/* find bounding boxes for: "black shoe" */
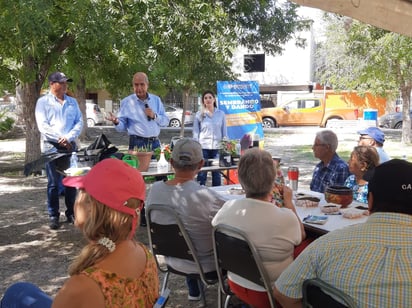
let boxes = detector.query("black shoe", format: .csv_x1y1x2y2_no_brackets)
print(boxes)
66,215,75,224
49,217,60,230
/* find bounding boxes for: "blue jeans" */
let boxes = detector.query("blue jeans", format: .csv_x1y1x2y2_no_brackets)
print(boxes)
45,159,76,219
1,282,52,308
197,149,221,186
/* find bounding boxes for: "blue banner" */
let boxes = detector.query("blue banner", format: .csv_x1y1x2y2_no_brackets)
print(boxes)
216,80,263,141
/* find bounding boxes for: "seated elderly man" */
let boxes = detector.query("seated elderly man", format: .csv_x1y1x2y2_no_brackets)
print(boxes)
358,126,390,163
274,159,412,307
146,138,227,302
212,148,305,308
310,130,350,193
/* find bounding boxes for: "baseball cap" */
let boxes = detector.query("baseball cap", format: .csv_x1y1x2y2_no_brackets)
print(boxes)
48,72,73,83
63,158,145,237
364,159,412,208
171,138,203,165
357,127,385,144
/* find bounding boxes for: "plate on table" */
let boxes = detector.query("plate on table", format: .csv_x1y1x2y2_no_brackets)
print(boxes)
341,208,366,219
64,167,91,176
228,187,245,195
295,193,320,207
320,203,341,214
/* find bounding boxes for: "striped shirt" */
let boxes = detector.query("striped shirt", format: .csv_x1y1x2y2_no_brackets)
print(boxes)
275,213,412,307
310,154,350,193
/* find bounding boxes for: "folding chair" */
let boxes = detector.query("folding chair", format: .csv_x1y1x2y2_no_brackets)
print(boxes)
302,278,358,308
212,223,277,308
146,204,218,307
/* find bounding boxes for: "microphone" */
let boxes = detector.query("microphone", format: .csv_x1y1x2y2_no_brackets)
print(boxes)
144,103,151,121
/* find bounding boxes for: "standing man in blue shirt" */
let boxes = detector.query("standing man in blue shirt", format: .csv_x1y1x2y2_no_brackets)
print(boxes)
35,72,83,230
107,72,169,226
107,72,169,151
310,130,350,193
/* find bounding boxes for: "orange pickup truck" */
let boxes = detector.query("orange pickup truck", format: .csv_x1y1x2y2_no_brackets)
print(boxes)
260,97,359,128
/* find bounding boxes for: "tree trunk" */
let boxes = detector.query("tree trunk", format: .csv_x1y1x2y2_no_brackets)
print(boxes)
401,84,411,144
180,87,191,137
76,76,88,141
18,82,41,166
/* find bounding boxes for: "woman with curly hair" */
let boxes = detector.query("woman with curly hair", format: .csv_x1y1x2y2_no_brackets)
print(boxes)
345,145,380,203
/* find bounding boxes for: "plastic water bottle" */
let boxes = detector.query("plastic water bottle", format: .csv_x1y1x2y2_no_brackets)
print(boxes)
70,152,78,169
235,141,241,156
157,150,169,173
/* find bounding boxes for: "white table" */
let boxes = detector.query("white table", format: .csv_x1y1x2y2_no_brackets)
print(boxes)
141,163,238,183
211,184,368,236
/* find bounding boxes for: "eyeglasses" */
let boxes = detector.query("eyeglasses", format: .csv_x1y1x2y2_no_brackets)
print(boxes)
359,137,373,140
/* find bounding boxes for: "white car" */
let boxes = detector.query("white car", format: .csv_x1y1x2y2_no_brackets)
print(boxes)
165,105,194,127
86,102,105,127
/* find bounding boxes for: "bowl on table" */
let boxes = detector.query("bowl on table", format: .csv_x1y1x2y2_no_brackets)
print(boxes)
324,185,353,208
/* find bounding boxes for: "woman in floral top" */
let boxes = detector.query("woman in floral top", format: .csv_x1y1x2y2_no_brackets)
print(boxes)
344,146,380,203
1,159,159,308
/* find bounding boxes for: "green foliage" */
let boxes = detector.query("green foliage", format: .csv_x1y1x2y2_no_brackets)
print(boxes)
0,112,15,133
0,0,312,162
131,145,153,152
154,144,172,161
316,14,412,99
221,0,312,55
315,13,412,143
0,0,309,96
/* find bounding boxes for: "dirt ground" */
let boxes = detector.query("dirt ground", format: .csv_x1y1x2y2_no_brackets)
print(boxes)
0,125,410,307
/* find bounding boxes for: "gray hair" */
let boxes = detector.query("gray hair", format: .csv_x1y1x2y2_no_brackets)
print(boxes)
316,130,338,152
133,72,149,84
238,148,275,198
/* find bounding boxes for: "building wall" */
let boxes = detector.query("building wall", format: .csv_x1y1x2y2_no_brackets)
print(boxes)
231,8,322,86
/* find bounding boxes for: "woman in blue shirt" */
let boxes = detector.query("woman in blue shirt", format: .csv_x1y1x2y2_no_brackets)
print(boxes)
344,146,379,203
193,90,227,186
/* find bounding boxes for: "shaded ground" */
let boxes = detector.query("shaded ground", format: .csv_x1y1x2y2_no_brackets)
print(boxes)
0,125,410,307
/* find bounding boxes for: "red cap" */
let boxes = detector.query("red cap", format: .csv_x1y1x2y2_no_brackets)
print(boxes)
63,158,145,237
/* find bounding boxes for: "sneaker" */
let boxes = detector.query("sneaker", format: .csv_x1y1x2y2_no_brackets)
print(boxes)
66,215,75,224
187,278,203,301
188,294,202,301
49,217,60,230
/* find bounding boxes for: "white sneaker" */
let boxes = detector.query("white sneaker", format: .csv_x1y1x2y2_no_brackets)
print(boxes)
188,294,202,301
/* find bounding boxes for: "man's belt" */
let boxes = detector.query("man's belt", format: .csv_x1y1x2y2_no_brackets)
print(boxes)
129,135,158,142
